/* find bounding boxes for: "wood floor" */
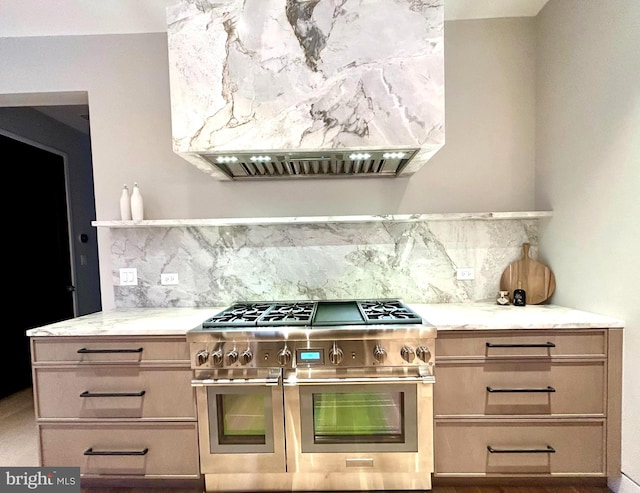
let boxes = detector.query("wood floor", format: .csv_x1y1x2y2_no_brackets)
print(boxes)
0,386,38,466
0,388,613,493
71,486,614,493
432,487,613,493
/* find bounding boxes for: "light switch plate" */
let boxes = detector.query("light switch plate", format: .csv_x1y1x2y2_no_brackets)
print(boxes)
119,268,138,286
456,268,475,280
161,273,179,285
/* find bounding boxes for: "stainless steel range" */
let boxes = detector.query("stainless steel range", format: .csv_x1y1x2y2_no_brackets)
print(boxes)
187,299,436,492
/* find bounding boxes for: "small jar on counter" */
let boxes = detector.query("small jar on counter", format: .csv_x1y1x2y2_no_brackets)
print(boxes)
496,291,510,305
513,282,527,306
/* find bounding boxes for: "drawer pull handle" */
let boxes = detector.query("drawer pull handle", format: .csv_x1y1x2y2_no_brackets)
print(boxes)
487,386,556,393
486,342,555,348
84,447,149,456
346,458,374,468
80,390,146,398
77,347,143,354
487,445,555,454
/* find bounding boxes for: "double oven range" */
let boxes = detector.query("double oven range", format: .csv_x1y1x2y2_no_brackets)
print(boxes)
187,299,436,491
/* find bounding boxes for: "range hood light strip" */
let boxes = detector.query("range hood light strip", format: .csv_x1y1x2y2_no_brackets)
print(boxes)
349,153,371,160
250,155,272,162
382,152,406,159
216,156,239,163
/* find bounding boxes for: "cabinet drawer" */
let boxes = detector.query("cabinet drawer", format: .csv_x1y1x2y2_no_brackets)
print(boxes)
32,337,190,363
435,420,604,476
35,366,195,419
436,330,606,358
39,422,200,478
434,361,605,416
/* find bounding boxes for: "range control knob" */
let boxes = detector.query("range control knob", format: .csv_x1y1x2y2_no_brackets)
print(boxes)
195,349,209,366
211,350,224,367
329,345,344,365
373,345,387,363
276,347,292,367
401,346,415,363
416,346,431,362
226,349,238,365
240,349,253,365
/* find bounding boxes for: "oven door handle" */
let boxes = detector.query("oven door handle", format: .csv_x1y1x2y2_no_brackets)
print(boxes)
284,375,435,385
191,375,281,387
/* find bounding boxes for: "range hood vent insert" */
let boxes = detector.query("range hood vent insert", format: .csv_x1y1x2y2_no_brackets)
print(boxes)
200,149,419,179
167,1,444,181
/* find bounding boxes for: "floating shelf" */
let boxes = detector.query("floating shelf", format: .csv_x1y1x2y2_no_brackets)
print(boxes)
92,211,553,228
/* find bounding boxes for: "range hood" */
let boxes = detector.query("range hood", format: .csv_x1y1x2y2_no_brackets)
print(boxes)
166,0,444,180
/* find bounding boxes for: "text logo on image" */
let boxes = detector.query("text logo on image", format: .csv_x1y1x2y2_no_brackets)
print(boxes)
1,468,80,492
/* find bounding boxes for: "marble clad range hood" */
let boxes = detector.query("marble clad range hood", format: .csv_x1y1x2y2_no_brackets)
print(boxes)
166,0,444,180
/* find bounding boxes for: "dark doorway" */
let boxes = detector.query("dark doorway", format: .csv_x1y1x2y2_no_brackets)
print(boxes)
3,133,75,398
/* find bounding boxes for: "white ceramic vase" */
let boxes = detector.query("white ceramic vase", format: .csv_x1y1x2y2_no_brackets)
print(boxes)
119,185,132,220
130,182,144,221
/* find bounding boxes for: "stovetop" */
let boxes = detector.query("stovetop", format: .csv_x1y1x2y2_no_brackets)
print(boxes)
201,299,422,329
189,299,434,371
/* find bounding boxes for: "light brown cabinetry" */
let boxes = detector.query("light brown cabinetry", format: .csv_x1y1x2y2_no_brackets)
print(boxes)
433,328,622,480
30,335,200,482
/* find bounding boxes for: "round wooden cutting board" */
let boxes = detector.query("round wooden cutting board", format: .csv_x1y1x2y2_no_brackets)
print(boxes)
500,243,556,305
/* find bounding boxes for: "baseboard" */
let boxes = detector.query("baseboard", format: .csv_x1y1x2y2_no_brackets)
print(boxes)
80,477,204,490
432,476,608,487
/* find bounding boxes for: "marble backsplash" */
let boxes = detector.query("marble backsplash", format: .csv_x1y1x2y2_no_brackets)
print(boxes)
111,218,539,308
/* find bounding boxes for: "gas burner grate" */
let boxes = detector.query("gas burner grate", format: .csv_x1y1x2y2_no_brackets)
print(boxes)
259,302,316,326
200,299,422,329
202,303,273,328
358,300,422,324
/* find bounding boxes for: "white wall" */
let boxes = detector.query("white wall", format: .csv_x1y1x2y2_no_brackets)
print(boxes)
535,1,640,490
0,19,537,309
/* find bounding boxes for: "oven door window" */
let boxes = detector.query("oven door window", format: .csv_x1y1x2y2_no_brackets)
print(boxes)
299,383,418,453
207,386,275,454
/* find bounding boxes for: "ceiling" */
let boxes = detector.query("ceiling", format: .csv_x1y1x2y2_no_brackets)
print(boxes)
2,0,550,135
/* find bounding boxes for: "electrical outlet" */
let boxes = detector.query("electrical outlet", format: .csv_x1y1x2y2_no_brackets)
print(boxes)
456,268,475,280
161,273,179,285
119,268,138,286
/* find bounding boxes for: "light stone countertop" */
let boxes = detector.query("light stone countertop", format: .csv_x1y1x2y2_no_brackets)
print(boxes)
25,307,226,337
25,302,624,338
410,302,624,330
